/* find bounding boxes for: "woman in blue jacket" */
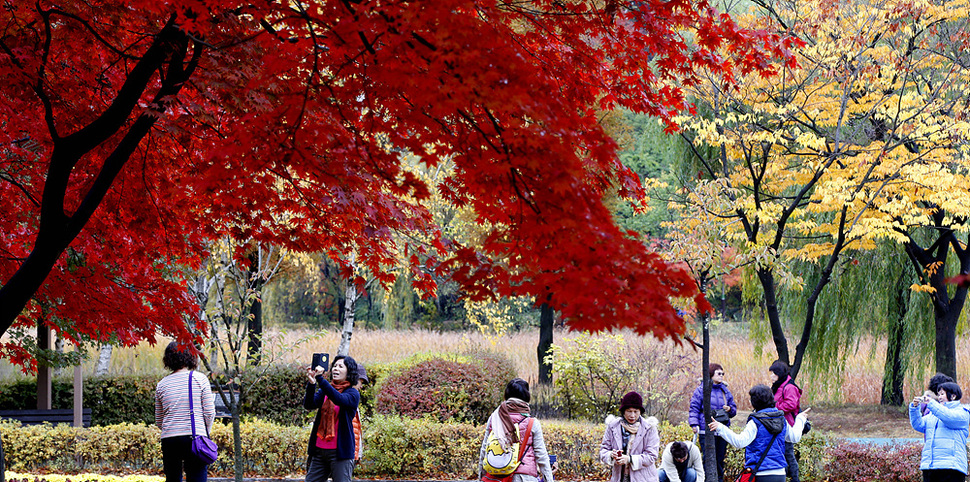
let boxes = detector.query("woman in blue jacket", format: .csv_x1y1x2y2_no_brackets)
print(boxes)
688,363,736,482
909,381,970,482
304,355,361,482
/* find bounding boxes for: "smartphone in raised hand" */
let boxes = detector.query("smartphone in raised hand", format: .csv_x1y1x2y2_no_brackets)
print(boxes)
312,353,329,372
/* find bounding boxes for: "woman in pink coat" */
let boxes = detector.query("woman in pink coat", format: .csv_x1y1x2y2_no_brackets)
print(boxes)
769,361,802,482
599,392,660,482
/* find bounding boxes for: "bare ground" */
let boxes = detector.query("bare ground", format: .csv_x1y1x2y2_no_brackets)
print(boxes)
803,403,915,438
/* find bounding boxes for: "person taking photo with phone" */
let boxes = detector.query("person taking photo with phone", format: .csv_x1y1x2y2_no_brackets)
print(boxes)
599,391,660,482
910,381,970,482
304,355,361,482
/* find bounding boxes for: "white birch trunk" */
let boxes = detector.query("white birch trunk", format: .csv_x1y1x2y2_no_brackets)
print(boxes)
95,345,113,376
53,337,64,377
338,282,358,357
188,265,218,370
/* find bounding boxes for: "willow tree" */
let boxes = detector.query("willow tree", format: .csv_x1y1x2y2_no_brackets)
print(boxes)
779,243,934,405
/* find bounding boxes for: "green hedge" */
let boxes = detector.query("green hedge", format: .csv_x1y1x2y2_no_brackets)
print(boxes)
0,367,313,427
233,364,312,426
0,356,506,427
0,415,841,481
0,376,157,426
0,416,694,479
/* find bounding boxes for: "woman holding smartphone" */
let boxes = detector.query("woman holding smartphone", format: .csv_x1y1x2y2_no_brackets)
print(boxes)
599,391,660,482
910,382,970,482
304,355,361,482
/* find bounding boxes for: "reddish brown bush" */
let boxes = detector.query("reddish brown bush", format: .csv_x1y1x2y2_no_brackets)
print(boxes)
375,355,515,424
823,441,923,482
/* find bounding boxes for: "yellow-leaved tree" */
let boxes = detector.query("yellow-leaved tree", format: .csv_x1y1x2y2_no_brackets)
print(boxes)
667,0,970,380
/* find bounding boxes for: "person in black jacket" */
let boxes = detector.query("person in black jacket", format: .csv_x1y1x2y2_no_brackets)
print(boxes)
304,355,361,482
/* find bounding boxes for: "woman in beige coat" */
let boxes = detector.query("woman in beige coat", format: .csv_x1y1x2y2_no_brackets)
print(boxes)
599,392,660,482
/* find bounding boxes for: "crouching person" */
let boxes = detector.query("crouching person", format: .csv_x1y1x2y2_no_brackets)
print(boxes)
658,441,704,482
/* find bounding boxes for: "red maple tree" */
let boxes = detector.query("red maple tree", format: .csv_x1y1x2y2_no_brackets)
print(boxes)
0,0,792,368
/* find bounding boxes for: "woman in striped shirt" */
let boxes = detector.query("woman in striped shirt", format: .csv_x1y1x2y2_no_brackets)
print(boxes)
155,342,215,482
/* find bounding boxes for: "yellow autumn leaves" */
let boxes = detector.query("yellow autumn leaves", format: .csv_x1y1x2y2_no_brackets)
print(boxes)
662,0,970,292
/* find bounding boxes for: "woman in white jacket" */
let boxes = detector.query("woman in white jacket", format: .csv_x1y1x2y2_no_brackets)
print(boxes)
708,385,809,482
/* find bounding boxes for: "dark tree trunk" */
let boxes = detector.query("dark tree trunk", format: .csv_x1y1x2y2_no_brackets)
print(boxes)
538,300,554,385
1,431,5,482
903,228,969,382
0,237,68,340
881,309,906,406
247,252,263,366
935,308,959,380
791,209,848,381
247,297,263,365
757,267,790,365
37,318,52,410
233,406,244,482
701,310,717,482
0,20,197,337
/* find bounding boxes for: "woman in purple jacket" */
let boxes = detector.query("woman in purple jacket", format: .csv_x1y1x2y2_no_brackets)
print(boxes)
688,363,736,482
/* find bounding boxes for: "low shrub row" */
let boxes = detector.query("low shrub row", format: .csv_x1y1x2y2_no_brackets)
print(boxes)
0,416,924,481
0,366,319,427
5,474,163,482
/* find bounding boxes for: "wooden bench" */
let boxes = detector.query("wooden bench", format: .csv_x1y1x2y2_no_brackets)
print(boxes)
0,408,92,427
212,388,239,419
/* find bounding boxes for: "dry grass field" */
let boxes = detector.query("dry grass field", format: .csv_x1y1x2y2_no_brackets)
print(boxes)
1,325,952,437
1,325,956,410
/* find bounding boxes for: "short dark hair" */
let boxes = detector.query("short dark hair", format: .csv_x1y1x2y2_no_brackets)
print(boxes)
768,360,790,380
709,363,724,378
749,384,776,411
939,382,963,401
929,373,955,393
670,441,688,460
163,341,198,371
769,360,791,393
333,355,360,387
505,378,531,403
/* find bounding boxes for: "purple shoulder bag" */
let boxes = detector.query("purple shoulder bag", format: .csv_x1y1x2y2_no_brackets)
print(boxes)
188,370,219,465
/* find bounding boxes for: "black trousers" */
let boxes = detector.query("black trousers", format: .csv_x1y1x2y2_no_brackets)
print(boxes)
699,432,728,482
922,469,967,482
784,441,799,482
306,448,355,482
754,475,786,482
161,436,209,482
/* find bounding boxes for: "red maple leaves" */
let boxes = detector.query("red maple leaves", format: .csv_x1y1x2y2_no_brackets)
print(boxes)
0,0,789,367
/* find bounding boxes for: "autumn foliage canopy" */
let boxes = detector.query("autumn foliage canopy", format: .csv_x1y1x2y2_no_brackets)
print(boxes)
0,0,793,367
